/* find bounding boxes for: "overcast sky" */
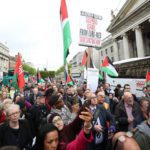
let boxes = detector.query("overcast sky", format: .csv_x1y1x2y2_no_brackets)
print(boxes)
0,0,126,71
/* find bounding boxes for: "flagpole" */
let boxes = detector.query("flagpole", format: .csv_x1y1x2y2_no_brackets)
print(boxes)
87,47,91,68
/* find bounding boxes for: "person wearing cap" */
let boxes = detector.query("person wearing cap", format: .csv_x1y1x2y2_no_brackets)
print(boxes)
49,94,78,125
29,92,49,136
46,107,93,150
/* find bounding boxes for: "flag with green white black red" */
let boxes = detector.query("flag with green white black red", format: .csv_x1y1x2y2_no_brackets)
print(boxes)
102,56,118,77
65,63,74,86
37,69,45,84
81,50,88,66
60,0,72,65
146,70,150,85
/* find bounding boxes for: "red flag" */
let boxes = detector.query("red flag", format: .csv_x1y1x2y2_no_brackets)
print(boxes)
146,70,150,85
81,51,88,66
13,53,25,89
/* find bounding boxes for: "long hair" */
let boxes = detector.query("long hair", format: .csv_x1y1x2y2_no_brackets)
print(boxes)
34,123,59,150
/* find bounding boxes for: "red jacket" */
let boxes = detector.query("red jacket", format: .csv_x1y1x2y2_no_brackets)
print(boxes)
0,111,6,124
66,129,93,150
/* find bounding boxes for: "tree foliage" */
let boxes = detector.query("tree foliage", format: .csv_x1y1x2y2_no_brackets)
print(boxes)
55,64,72,75
23,64,36,75
40,70,55,78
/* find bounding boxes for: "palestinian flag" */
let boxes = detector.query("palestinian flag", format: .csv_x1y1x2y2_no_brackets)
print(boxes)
12,53,25,90
60,0,72,64
37,68,41,83
81,51,94,68
67,74,74,86
37,69,45,84
102,56,118,77
98,74,103,79
146,70,150,85
65,63,74,86
81,50,88,66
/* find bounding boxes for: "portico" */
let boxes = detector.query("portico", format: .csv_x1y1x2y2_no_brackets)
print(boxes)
107,0,150,61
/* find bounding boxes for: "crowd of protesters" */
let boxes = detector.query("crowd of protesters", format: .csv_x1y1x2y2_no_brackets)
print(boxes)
0,79,150,150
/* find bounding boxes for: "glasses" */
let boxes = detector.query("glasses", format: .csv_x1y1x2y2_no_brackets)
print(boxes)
52,117,62,124
113,131,133,150
8,111,20,117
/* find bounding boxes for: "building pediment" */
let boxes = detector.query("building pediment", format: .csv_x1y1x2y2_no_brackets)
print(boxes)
107,0,147,32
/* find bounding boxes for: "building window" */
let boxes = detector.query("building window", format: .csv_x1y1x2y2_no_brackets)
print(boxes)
105,49,107,54
110,46,113,53
101,51,103,56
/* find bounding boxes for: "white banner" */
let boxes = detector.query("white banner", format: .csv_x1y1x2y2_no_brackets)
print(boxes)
87,68,99,92
79,11,102,48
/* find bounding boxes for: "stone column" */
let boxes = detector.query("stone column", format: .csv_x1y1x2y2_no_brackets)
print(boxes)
113,39,119,61
135,26,145,57
122,33,130,59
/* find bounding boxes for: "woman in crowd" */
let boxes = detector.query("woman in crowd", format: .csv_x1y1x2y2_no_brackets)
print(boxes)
0,104,32,150
34,107,93,150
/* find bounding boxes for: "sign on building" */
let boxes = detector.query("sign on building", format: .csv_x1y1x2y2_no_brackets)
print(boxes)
79,11,102,48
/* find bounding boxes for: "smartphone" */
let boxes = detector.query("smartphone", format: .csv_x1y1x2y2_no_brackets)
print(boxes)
83,100,91,111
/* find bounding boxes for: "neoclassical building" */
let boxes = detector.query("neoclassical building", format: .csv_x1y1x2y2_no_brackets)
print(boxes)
0,42,9,75
107,0,150,62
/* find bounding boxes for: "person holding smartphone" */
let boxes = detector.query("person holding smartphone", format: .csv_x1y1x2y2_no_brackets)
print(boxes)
87,92,116,150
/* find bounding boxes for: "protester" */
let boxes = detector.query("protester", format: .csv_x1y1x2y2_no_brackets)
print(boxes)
47,107,93,150
145,85,150,98
49,94,78,125
96,91,110,111
140,97,149,120
115,92,143,131
0,104,32,149
112,101,150,150
0,104,6,125
29,93,49,136
87,92,116,150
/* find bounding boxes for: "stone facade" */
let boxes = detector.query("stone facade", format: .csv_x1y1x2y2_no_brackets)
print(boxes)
107,0,150,60
9,55,16,70
98,0,150,71
71,51,84,78
0,42,9,75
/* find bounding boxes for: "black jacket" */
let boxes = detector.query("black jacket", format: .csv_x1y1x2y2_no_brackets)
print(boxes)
115,100,143,131
0,119,32,150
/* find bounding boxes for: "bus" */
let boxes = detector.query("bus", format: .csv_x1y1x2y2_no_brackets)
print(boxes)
106,56,150,97
2,69,29,86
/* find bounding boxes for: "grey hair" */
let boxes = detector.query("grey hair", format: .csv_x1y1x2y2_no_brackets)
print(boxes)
5,104,20,117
